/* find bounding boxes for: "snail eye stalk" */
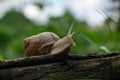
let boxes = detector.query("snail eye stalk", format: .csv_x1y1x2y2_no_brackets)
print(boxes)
67,20,75,36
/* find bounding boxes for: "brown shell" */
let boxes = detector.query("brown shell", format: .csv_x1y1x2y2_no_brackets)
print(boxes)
24,32,60,56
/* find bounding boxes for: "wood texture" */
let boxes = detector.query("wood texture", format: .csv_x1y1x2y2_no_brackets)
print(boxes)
0,52,120,80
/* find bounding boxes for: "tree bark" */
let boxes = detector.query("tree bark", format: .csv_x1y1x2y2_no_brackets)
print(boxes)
0,52,120,80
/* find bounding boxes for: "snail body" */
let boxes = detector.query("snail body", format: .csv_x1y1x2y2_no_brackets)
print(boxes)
24,21,75,56
51,32,75,55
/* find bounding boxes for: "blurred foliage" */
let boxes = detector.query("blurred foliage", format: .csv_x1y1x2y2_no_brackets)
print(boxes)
111,0,120,31
0,8,120,60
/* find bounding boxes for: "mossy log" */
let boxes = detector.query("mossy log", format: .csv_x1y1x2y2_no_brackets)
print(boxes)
0,52,120,80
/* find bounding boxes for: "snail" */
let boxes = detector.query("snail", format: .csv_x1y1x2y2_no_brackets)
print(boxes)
24,21,75,57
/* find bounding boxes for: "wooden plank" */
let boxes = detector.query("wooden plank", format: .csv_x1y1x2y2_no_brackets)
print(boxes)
0,52,120,80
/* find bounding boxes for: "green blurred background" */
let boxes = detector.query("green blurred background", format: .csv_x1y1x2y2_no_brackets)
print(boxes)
0,0,120,60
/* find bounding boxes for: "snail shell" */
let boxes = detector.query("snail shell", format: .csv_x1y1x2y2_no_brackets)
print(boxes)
24,32,60,56
24,21,75,56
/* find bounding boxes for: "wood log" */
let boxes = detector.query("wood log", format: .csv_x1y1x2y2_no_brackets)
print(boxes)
0,52,120,80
